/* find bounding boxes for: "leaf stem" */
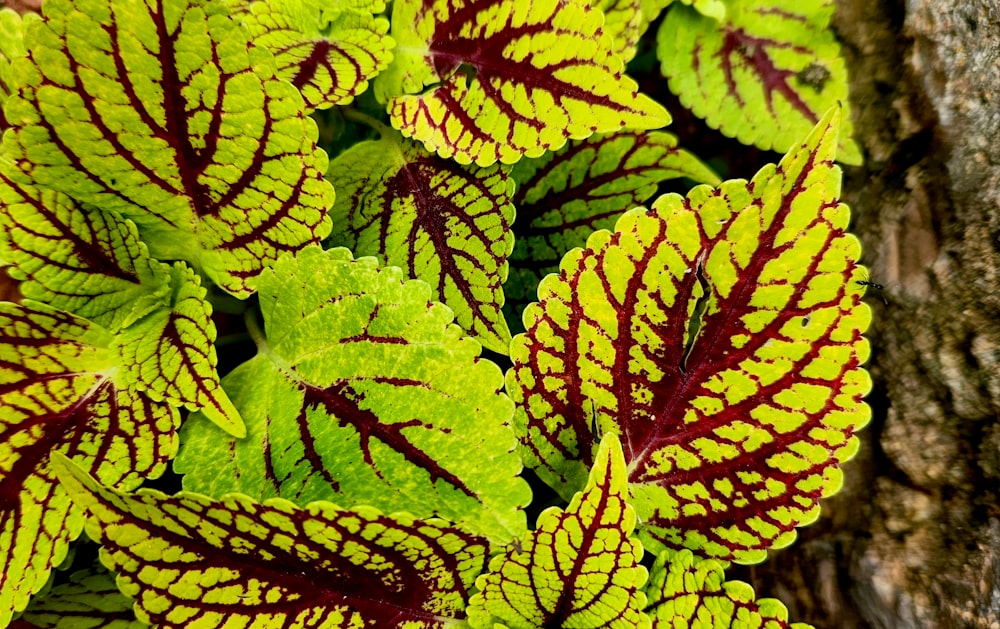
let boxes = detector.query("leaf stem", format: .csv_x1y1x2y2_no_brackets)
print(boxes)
244,307,267,351
342,107,394,139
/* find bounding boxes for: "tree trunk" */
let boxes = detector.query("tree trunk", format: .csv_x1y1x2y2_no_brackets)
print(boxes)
729,1,1000,627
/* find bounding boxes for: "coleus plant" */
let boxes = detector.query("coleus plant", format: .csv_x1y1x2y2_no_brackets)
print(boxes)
0,0,872,626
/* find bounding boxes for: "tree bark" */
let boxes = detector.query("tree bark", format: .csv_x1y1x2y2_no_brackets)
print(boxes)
730,1,1000,627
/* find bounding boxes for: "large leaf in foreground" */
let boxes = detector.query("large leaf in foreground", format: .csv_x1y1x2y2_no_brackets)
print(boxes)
176,246,529,542
237,0,394,112
0,303,177,626
0,177,170,332
507,109,871,562
54,455,489,628
657,0,861,164
1,0,333,296
645,550,813,628
467,434,648,629
20,564,143,628
507,130,719,323
376,0,669,166
327,134,514,353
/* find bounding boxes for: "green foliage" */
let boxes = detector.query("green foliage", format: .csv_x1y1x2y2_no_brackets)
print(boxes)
0,0,869,625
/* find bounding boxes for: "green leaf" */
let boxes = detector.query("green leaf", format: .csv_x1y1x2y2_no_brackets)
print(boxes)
0,302,178,626
0,8,37,131
20,565,143,629
375,0,670,166
645,549,813,628
1,0,334,297
0,176,171,332
506,130,719,326
114,263,244,438
176,246,530,542
467,434,648,629
593,0,673,61
53,454,490,628
236,0,394,113
657,0,861,164
507,109,872,562
326,133,515,354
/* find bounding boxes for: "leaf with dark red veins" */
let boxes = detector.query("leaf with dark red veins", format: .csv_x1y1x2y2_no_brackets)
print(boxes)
0,9,37,132
657,0,862,164
54,455,489,629
0,0,333,297
20,564,143,629
114,263,244,438
375,0,670,166
0,176,171,332
593,0,676,61
467,434,649,629
175,246,530,543
645,549,813,628
506,130,719,328
236,0,394,113
327,134,514,354
0,302,178,626
507,109,872,563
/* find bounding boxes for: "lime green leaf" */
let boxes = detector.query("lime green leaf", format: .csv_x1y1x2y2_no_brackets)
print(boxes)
237,0,394,112
0,177,171,332
0,8,37,131
657,0,861,164
467,434,648,629
327,134,514,353
507,130,719,325
176,246,530,542
507,109,872,562
645,549,813,628
54,454,490,628
0,302,178,626
1,0,334,297
114,263,244,438
21,565,143,629
593,0,674,61
375,0,670,167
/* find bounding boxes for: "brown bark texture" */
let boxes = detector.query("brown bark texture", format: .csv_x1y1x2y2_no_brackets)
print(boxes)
729,1,1000,627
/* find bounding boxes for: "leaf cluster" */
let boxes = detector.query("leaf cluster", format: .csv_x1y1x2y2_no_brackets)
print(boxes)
0,0,871,627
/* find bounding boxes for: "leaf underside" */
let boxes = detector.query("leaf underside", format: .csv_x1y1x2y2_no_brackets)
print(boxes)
176,246,530,543
0,302,178,626
467,434,648,629
54,455,490,629
506,129,719,328
377,0,670,166
507,109,872,563
645,549,814,628
1,0,333,296
657,0,862,164
327,134,515,353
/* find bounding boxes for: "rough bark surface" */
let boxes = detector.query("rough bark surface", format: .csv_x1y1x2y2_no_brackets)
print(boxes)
729,1,1000,627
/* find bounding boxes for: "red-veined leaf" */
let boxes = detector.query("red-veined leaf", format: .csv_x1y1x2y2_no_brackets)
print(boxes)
645,549,813,628
327,133,514,353
375,0,670,166
0,302,177,626
657,0,861,164
506,130,719,326
467,434,649,629
593,0,675,61
176,246,530,543
507,109,872,563
20,564,143,628
235,0,394,112
1,0,333,297
53,454,490,628
0,8,37,131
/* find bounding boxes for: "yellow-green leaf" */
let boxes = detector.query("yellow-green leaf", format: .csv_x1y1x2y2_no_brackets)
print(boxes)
467,434,649,629
0,303,177,626
507,108,872,563
237,0,394,112
645,549,814,628
376,0,670,166
53,454,490,628
0,8,37,132
327,133,515,353
657,0,861,164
